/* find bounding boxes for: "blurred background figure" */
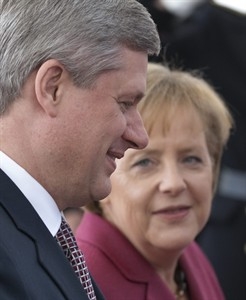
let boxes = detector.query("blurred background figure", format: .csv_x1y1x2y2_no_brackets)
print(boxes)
76,63,233,300
140,1,246,299
138,0,207,56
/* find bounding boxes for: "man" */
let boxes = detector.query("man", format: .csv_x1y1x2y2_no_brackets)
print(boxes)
0,0,160,299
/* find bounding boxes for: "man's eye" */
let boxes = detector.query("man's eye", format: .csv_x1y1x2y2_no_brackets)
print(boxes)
120,101,133,111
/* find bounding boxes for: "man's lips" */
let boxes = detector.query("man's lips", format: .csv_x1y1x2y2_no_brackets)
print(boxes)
107,150,124,160
106,150,124,173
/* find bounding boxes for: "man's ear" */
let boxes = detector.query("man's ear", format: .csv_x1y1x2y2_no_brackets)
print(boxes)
35,59,65,117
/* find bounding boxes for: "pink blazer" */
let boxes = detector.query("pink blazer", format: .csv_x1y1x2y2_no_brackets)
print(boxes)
76,212,225,300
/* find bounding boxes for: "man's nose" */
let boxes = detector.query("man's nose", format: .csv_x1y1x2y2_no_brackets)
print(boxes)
123,111,148,149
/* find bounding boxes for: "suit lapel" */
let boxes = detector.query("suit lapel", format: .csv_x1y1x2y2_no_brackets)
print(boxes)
0,170,104,299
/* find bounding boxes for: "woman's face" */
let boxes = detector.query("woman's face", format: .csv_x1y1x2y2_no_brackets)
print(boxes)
101,108,213,257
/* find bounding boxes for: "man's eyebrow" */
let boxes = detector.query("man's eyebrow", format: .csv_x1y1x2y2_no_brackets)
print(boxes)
136,92,145,101
117,90,145,103
125,91,145,101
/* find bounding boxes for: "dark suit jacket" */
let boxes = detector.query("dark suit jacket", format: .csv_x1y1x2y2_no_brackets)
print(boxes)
0,169,104,300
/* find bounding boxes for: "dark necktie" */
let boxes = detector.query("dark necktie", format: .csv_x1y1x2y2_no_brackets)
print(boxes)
55,217,96,300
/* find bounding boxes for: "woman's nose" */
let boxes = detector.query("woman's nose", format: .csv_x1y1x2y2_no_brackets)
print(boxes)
158,164,187,196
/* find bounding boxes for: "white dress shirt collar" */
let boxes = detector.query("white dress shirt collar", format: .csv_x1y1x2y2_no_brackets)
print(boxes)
0,151,61,236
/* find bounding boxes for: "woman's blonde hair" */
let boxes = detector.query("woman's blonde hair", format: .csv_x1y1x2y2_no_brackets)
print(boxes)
139,63,233,191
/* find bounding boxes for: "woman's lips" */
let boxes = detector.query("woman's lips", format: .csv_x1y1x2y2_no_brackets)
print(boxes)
153,205,191,221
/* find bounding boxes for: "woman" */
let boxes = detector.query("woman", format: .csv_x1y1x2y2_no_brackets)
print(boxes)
76,63,233,300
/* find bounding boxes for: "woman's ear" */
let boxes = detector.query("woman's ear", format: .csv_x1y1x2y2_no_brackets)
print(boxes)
35,59,65,117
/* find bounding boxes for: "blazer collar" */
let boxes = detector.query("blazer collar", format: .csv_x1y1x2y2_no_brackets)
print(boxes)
79,212,162,283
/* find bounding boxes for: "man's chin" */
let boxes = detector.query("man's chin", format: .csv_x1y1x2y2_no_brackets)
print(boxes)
91,180,112,202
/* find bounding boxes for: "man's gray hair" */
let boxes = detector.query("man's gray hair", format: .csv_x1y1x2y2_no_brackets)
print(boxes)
0,0,160,114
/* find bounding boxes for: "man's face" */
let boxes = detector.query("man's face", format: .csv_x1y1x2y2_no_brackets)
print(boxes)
53,48,148,208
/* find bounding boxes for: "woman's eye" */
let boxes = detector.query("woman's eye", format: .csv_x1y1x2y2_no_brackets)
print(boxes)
184,156,202,165
133,158,152,168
